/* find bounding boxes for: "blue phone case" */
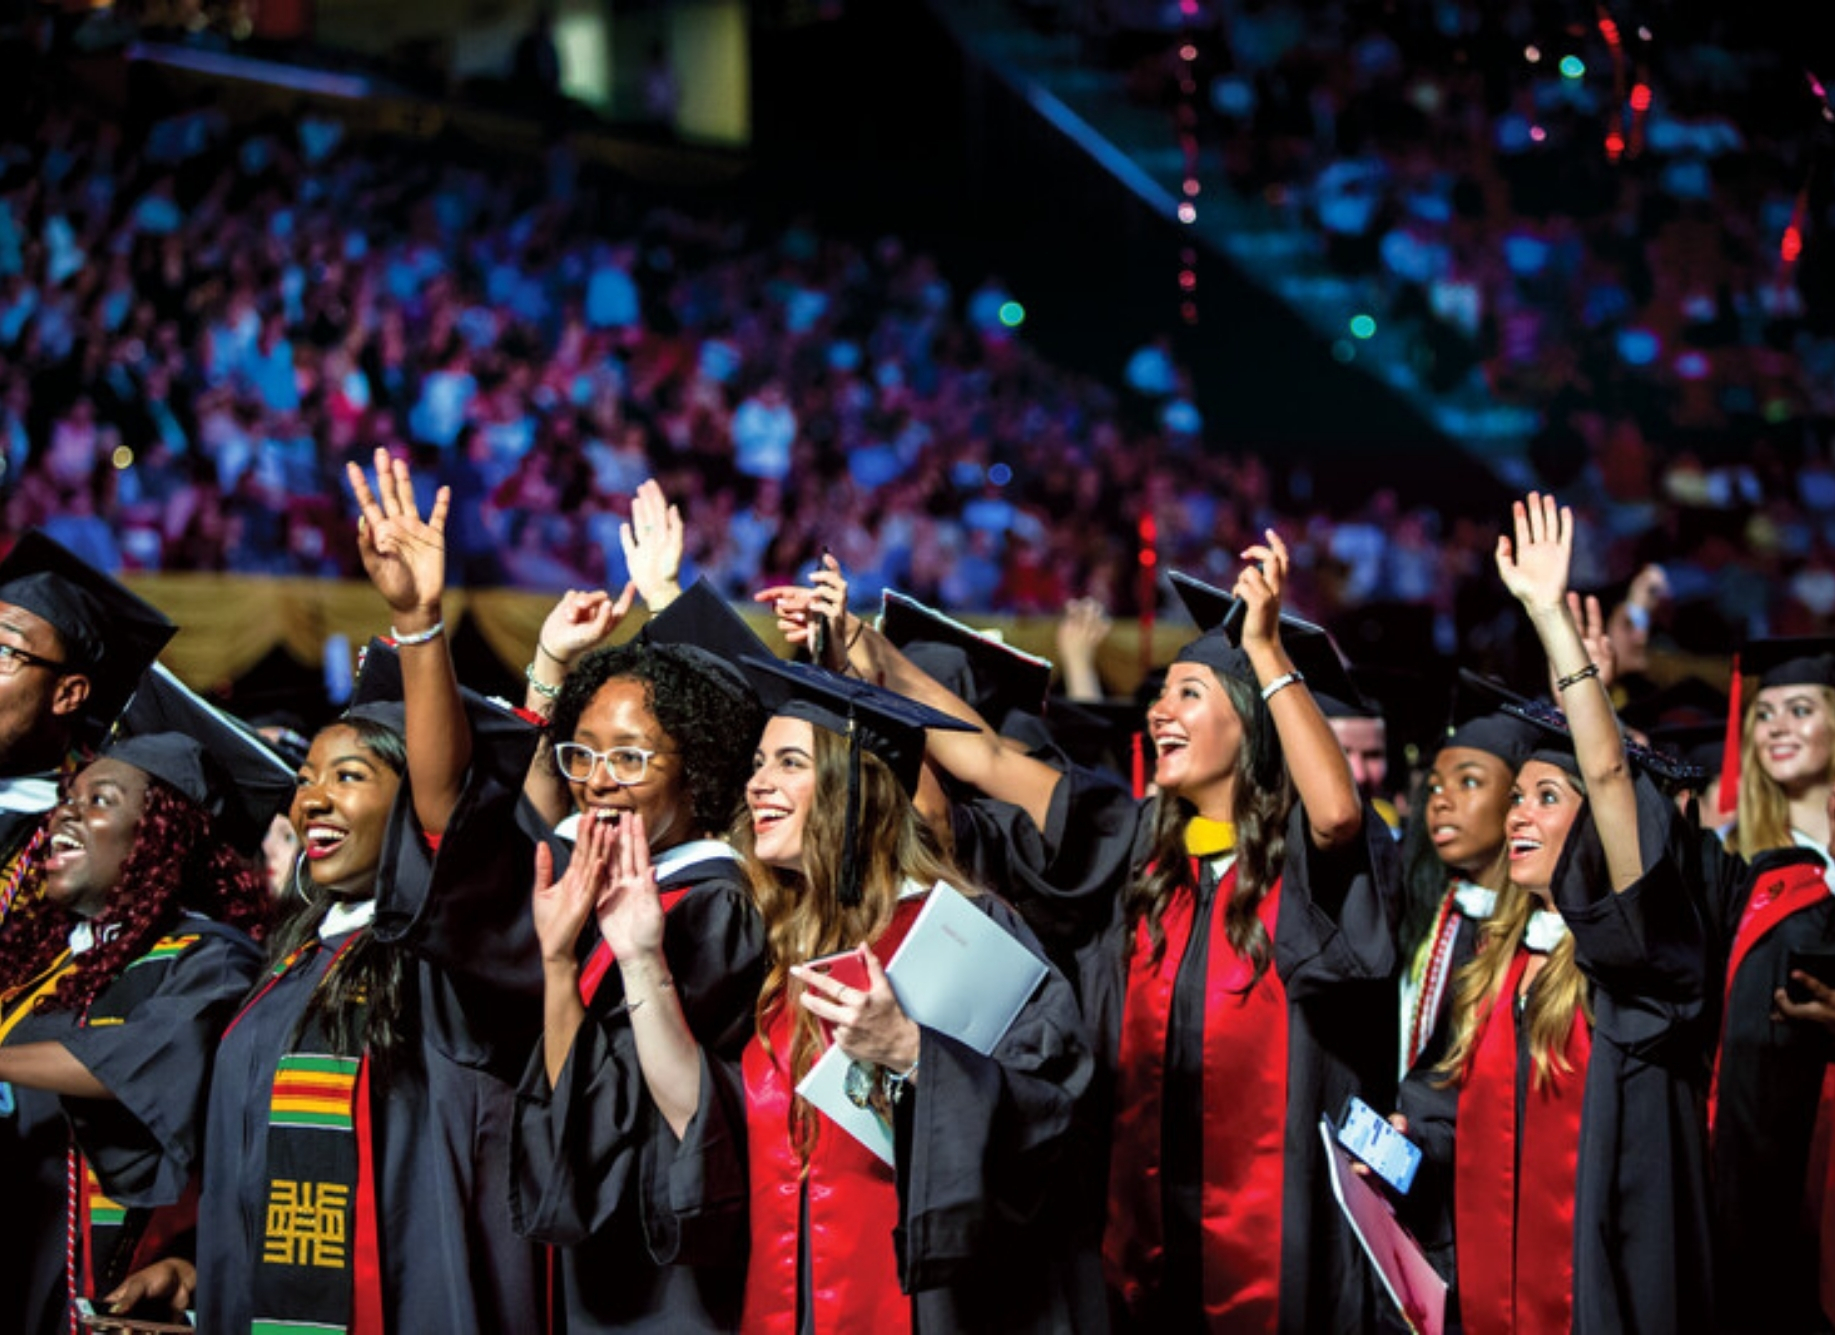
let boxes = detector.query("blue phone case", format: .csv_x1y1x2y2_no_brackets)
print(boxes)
1338,1096,1422,1195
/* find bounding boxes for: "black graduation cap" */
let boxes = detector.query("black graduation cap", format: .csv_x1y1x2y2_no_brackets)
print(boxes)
1443,671,1544,771
1494,695,1704,788
638,580,773,705
346,639,542,789
105,664,296,855
878,590,1054,726
1167,570,1367,711
0,531,176,732
1739,637,1835,692
740,655,976,907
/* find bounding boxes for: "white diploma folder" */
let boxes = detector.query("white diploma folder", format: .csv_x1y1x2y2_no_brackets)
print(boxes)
797,883,1050,1161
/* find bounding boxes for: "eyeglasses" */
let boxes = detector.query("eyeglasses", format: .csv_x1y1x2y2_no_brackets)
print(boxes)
553,742,670,786
0,642,67,677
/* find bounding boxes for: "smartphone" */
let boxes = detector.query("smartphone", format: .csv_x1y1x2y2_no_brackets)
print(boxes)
803,947,870,1044
810,547,835,665
1337,1095,1422,1196
1786,949,1835,1005
74,1299,194,1333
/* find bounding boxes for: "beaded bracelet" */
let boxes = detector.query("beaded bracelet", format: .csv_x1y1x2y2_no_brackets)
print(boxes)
525,662,562,701
390,620,445,647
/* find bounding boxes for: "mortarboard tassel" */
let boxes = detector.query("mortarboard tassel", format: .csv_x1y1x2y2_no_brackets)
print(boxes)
838,712,863,908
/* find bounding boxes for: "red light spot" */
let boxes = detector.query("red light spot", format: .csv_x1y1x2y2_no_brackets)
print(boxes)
1630,83,1651,112
1598,17,1620,47
1783,226,1804,264
1605,131,1625,159
1179,269,1198,290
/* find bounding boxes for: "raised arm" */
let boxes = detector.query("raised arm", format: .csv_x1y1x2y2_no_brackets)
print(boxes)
523,585,637,826
754,562,1067,831
349,446,467,836
1496,492,1640,892
1238,530,1362,849
620,478,686,613
1055,596,1112,703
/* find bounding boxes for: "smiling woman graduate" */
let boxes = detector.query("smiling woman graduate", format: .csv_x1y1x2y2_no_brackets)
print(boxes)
0,667,289,1335
1399,494,1715,1335
587,657,1099,1333
194,453,547,1335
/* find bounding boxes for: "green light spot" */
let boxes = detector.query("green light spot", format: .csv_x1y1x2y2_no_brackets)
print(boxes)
1559,55,1585,79
998,301,1026,328
1349,314,1377,339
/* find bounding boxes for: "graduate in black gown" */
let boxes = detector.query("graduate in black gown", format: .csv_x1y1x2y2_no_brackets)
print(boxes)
817,539,1400,1334
0,532,174,932
1692,640,1835,1333
611,657,1100,1333
1398,493,1715,1335
195,452,547,1334
512,575,770,1333
0,669,288,1334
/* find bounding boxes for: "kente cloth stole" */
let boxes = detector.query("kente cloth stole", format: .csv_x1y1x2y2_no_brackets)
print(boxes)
240,936,383,1335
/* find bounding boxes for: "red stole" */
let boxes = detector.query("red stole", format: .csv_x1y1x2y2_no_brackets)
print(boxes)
1455,950,1592,1335
1709,859,1830,1129
1103,859,1289,1333
739,896,928,1335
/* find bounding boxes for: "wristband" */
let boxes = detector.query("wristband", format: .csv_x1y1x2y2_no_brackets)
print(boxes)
1260,670,1305,703
390,619,445,647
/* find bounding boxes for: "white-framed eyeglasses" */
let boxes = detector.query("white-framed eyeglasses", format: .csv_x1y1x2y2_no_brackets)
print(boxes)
553,742,670,785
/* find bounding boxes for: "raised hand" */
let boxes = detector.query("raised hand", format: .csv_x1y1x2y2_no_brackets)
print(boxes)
597,810,666,963
791,946,921,1071
754,551,853,671
619,478,685,612
1495,491,1573,615
347,446,450,619
536,585,638,675
1232,529,1291,653
532,814,613,969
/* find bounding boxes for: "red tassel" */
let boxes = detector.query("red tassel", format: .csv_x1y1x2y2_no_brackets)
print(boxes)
1130,732,1146,801
1719,653,1742,820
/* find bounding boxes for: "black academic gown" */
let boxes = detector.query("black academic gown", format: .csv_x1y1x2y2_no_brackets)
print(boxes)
512,836,767,1334
196,765,547,1335
1401,777,1716,1335
641,891,1107,1334
0,916,260,1335
1699,839,1835,1334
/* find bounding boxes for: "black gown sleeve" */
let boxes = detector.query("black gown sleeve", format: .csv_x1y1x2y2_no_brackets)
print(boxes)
1275,798,1403,1001
57,927,263,1205
888,894,1093,1293
639,1046,753,1269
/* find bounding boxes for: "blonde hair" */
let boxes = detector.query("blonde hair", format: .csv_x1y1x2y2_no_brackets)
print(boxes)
1436,764,1593,1093
732,721,974,1164
1732,684,1835,858
1436,881,1593,1092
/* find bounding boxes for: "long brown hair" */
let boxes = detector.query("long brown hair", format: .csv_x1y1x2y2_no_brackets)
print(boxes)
732,721,973,1165
1732,685,1835,857
1124,668,1292,988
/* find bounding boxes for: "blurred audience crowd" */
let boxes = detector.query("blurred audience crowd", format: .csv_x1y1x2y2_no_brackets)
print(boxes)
4,8,1834,652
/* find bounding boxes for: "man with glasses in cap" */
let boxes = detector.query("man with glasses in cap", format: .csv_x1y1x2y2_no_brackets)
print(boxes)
0,532,176,931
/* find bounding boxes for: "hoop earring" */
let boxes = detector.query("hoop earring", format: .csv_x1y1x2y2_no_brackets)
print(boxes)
290,852,317,906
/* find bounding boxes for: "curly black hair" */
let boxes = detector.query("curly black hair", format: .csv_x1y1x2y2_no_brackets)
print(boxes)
549,642,765,838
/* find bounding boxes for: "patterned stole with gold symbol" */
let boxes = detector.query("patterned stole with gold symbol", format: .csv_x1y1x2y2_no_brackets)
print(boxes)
243,937,382,1335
